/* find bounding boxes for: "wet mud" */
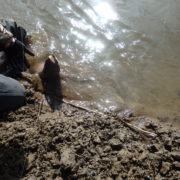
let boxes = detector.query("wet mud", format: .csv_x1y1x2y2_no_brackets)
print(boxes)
0,83,179,180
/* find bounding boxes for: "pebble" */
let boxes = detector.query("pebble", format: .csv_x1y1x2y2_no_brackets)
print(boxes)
173,161,180,170
171,152,180,161
160,162,171,175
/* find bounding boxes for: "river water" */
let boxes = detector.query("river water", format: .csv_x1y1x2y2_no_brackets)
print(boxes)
1,0,180,122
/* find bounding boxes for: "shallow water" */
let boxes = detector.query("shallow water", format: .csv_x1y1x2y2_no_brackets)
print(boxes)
1,0,180,121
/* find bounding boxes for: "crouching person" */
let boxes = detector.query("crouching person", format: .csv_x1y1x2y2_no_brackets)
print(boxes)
0,20,34,112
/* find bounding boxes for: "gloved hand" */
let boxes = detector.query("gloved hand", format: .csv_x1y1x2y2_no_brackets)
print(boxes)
4,39,35,72
12,39,35,56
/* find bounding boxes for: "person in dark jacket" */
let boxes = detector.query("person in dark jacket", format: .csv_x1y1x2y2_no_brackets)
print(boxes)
0,20,34,112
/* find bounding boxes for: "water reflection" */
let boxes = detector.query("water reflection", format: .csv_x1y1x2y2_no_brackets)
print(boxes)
86,39,104,53
1,0,180,124
71,30,86,41
94,2,118,21
85,0,118,26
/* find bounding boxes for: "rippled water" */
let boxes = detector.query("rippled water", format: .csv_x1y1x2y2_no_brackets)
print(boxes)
1,0,180,121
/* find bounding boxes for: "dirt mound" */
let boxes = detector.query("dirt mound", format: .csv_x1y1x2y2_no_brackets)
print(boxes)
0,84,179,180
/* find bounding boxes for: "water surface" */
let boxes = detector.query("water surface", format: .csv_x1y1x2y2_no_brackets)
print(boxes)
1,0,180,123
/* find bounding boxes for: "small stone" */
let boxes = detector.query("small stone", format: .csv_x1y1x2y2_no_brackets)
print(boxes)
115,175,123,180
171,152,180,161
96,146,104,155
160,162,171,175
138,152,148,161
145,122,158,130
27,175,36,180
102,157,111,163
27,153,36,169
154,174,163,180
78,168,88,176
164,139,172,151
117,149,131,161
54,177,63,180
93,136,101,144
27,153,36,163
60,148,75,167
173,161,180,170
103,146,111,153
106,177,113,180
95,174,101,180
117,109,133,118
46,178,53,180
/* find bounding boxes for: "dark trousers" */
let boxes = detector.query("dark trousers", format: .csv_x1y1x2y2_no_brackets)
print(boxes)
0,75,25,112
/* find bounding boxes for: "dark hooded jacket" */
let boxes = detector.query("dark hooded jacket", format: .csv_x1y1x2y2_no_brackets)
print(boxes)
0,20,27,112
0,19,31,73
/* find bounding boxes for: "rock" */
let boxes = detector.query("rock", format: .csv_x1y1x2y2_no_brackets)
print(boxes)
145,122,158,130
54,177,63,180
27,153,36,163
115,175,123,180
60,148,76,167
117,109,133,118
106,177,113,180
27,175,36,180
27,153,36,169
109,138,123,151
138,152,148,161
103,145,111,153
154,174,163,180
160,162,171,175
171,152,180,161
93,136,101,145
46,152,60,168
117,149,131,161
164,139,172,151
173,161,180,170
78,167,88,176
46,178,53,180
95,174,101,180
96,146,104,156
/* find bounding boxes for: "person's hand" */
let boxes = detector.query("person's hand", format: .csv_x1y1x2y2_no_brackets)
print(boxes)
11,39,35,56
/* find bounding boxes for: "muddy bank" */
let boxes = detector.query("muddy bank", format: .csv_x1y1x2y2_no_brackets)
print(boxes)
0,83,179,180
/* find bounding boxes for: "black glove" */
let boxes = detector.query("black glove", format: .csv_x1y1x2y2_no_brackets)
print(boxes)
4,39,35,72
12,39,35,56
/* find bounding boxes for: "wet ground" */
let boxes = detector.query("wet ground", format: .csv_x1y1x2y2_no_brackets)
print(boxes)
0,82,179,180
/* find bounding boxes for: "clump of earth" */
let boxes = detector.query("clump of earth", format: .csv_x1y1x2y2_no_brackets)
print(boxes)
0,82,179,180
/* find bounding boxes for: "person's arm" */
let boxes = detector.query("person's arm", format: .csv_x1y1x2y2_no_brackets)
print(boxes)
0,24,13,37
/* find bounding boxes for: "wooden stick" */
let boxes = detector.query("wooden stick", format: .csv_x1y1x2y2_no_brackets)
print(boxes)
62,99,157,138
38,100,44,118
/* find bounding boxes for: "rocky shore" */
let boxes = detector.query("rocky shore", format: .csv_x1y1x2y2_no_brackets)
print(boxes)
0,82,179,180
